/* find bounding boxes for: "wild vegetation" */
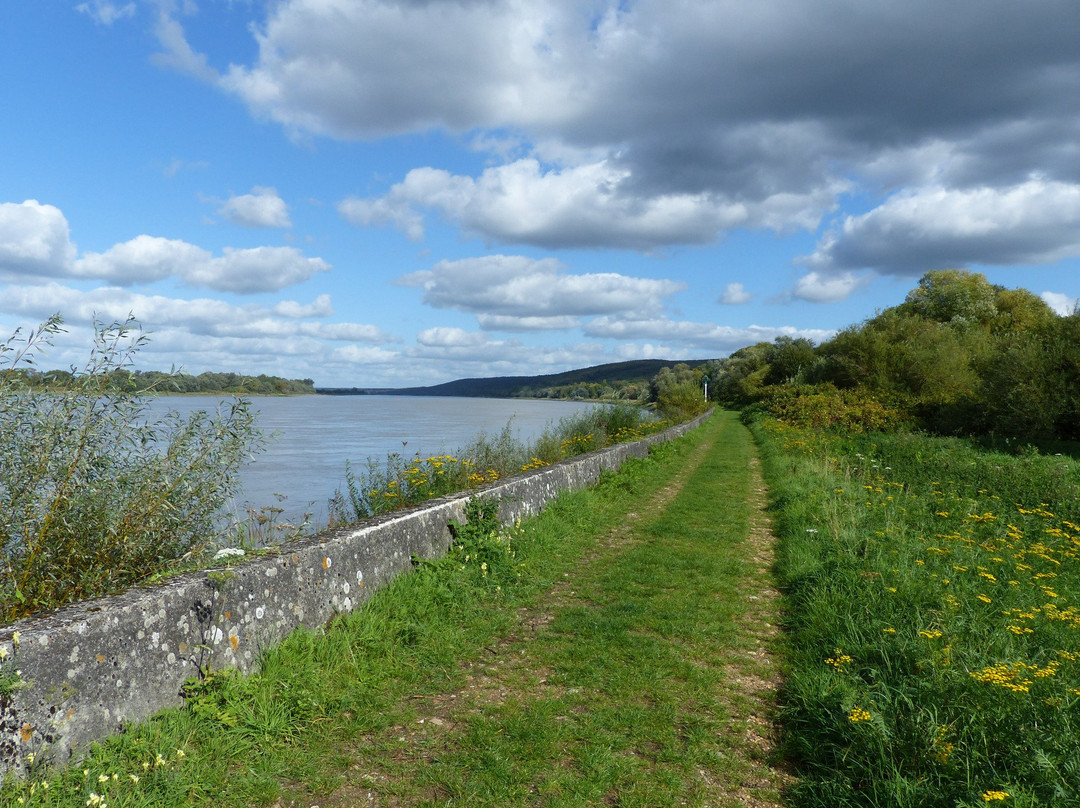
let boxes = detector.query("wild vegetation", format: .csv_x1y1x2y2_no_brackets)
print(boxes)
709,269,1080,805
330,403,674,521
0,316,265,624
712,269,1080,441
1,315,705,626
750,410,1080,806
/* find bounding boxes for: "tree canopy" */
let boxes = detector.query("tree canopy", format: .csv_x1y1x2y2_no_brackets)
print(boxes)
710,269,1080,441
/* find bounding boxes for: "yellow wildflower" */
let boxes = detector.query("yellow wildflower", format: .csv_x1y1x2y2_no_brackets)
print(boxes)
847,707,872,722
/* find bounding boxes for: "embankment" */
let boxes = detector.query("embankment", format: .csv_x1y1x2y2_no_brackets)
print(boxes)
0,411,710,776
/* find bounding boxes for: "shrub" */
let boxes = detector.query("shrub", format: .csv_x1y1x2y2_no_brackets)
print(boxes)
331,403,666,522
759,384,909,433
0,316,263,623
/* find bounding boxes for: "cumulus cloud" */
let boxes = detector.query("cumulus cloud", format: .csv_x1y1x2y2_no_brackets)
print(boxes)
804,180,1080,275
154,0,1080,254
476,314,581,332
0,200,78,279
791,271,870,303
342,159,836,250
218,187,292,228
218,0,583,139
0,282,388,346
0,200,329,293
148,0,217,82
583,316,834,352
1042,291,1079,316
337,196,425,241
719,283,751,305
273,295,334,319
184,246,329,293
398,255,684,325
74,237,329,292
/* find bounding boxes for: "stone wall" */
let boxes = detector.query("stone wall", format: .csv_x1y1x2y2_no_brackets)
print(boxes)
0,411,711,776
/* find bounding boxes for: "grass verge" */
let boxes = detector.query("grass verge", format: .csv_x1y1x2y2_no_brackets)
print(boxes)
750,414,1080,807
1,410,790,807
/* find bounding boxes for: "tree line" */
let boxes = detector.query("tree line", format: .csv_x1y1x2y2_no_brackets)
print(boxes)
710,269,1080,441
4,366,316,395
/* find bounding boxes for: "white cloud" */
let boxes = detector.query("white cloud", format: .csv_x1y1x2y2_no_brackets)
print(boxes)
0,200,328,293
791,271,869,303
273,295,334,319
148,0,217,82
0,282,391,361
1041,291,1078,316
416,327,491,349
300,321,394,343
76,1,136,26
219,187,292,228
476,314,581,332
719,282,751,305
398,254,684,322
332,344,401,365
804,180,1080,275
73,235,208,285
184,246,329,293
218,0,584,139
0,200,78,279
151,0,1080,260
583,315,834,352
337,196,425,241
73,237,329,293
345,159,833,251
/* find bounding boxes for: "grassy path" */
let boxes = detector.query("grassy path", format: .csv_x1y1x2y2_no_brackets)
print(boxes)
2,411,791,807
308,410,790,807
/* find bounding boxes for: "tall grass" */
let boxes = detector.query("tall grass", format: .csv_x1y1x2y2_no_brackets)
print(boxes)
331,402,668,521
0,316,264,624
749,413,1080,806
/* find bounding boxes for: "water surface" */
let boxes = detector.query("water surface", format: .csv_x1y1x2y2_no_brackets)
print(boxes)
145,395,600,524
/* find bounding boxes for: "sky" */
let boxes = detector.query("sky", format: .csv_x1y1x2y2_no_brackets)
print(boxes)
2,0,1079,388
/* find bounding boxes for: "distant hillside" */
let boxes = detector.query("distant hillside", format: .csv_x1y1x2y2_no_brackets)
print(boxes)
317,359,710,398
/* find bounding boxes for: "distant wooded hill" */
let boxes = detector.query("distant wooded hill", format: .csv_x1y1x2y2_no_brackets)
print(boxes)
317,359,711,400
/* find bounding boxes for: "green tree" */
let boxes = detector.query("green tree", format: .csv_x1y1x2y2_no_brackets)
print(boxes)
905,268,999,326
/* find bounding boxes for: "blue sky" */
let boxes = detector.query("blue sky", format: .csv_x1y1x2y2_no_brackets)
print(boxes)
2,1,1079,387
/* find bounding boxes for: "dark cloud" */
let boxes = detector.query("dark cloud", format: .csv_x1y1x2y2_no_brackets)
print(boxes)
170,0,1080,270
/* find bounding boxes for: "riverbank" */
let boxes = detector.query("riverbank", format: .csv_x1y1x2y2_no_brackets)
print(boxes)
1,411,792,807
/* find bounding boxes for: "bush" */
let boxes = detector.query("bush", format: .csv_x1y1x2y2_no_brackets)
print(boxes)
756,384,908,433
1,316,263,623
331,403,666,522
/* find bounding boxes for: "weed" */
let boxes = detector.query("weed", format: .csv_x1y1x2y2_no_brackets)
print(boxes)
331,402,668,522
753,413,1080,806
0,316,264,624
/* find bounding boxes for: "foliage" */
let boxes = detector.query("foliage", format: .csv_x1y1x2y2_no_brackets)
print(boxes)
4,365,315,396
753,415,1080,806
331,403,669,522
0,316,264,624
711,268,1080,441
758,384,909,433
648,362,710,419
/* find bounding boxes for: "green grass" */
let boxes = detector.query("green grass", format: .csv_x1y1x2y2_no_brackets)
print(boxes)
751,415,1080,807
3,410,787,807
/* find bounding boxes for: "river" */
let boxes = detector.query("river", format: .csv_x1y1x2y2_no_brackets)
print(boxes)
144,395,601,526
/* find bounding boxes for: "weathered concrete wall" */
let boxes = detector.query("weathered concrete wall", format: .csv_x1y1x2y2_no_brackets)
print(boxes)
0,411,711,775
